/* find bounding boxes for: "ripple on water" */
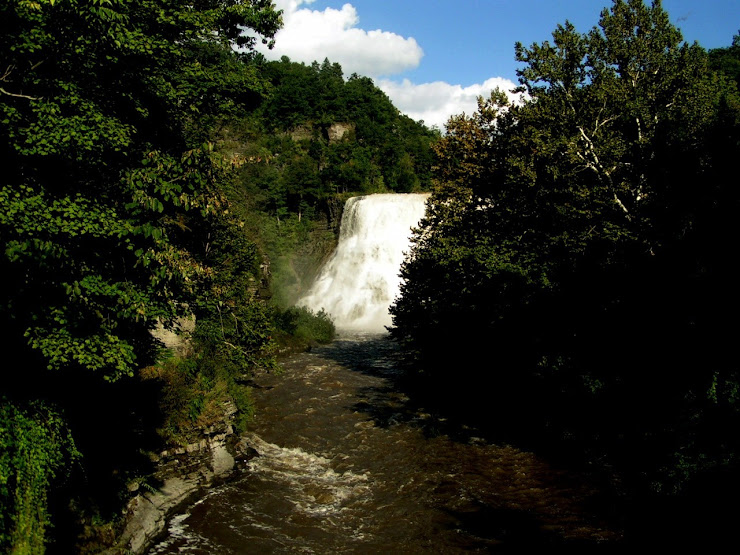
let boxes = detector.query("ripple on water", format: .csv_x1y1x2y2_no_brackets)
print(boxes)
149,335,622,553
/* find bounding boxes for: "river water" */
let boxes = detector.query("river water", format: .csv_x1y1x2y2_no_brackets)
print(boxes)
149,333,622,553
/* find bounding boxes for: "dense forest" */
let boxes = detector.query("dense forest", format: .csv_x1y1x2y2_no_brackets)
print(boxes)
0,1,434,552
390,0,740,540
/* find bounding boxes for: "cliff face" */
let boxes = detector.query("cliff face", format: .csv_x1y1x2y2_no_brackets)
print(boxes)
289,122,356,144
101,403,254,554
326,122,354,143
151,316,195,358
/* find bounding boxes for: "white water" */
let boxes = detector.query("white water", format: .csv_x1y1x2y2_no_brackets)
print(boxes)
298,193,428,332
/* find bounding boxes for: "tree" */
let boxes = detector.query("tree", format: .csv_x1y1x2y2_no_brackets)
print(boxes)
0,1,282,550
709,32,740,89
242,56,436,216
391,0,740,494
0,0,281,382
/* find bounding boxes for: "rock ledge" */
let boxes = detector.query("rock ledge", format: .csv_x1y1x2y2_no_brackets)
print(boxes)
102,415,252,553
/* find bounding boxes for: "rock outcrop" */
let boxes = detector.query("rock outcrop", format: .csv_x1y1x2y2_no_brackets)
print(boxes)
150,316,195,358
326,122,354,143
102,405,252,554
288,122,355,144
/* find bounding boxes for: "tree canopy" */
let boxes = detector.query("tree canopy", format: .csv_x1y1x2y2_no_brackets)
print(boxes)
239,56,437,219
391,0,740,495
1,0,283,550
1,0,280,382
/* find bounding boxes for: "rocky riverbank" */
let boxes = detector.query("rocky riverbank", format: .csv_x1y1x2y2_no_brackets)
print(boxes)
147,335,624,552
98,402,253,554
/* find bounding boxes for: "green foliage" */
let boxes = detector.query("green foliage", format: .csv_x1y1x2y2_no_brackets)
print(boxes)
709,32,740,90
234,57,437,225
0,400,80,554
273,306,336,347
209,56,436,311
245,209,336,307
0,0,427,549
1,0,282,549
141,353,254,445
391,0,740,494
220,58,437,309
1,0,280,381
147,195,277,445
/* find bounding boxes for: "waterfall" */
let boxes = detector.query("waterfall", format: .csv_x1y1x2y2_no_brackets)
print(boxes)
298,193,428,333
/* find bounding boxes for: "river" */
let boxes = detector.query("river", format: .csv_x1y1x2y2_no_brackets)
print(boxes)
149,333,622,553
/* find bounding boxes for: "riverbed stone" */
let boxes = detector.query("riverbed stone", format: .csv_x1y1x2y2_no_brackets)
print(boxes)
108,476,198,555
211,443,235,476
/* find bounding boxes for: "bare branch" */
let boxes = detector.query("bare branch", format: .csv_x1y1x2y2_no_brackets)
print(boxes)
576,126,632,221
0,64,39,100
0,86,38,100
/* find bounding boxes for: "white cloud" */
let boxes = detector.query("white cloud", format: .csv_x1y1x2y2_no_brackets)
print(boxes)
257,2,518,131
377,77,520,130
258,1,423,78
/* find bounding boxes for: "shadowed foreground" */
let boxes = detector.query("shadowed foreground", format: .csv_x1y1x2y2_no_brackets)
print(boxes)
150,334,621,553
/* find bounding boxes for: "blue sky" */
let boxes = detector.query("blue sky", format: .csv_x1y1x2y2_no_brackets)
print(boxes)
257,1,740,128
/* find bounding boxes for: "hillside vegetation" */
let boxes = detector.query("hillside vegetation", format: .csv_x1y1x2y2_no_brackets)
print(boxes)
222,56,438,305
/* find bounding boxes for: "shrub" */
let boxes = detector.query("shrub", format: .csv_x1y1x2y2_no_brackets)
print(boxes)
273,306,336,348
0,400,80,553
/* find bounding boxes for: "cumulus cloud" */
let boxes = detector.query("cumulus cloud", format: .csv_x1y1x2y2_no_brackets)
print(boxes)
377,77,520,130
257,0,423,78
256,2,518,131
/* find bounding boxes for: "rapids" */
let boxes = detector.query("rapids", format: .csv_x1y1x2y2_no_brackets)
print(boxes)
149,335,621,553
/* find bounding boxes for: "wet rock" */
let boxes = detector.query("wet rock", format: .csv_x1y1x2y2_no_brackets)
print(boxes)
103,411,244,553
211,443,235,476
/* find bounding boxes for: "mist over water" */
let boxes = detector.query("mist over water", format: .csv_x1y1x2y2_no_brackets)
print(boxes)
298,193,429,332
